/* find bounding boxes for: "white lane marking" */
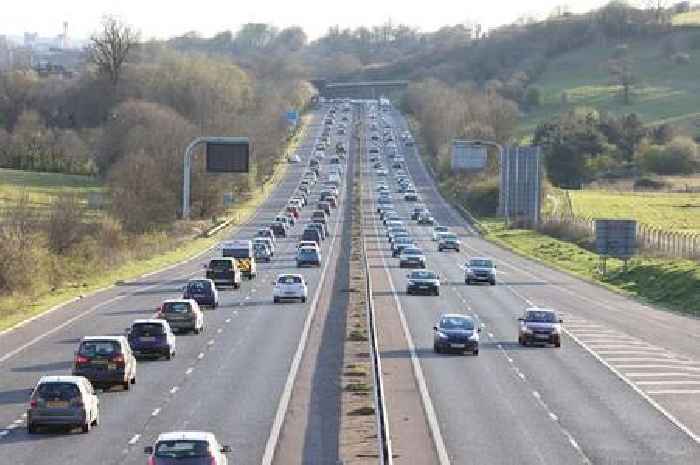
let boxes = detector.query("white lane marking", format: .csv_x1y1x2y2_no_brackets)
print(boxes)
261,164,347,465
596,350,664,355
627,372,700,378
151,408,161,417
637,380,700,386
169,386,179,394
369,193,451,465
185,367,194,375
615,364,700,371
217,328,223,334
128,434,141,445
207,339,215,346
197,352,205,359
225,318,232,323
565,330,700,444
0,295,123,364
647,390,700,395
608,358,696,364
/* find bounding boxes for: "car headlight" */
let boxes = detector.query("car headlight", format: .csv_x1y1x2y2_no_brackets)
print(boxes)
407,280,416,286
437,331,448,339
552,326,561,334
468,332,479,342
521,326,533,334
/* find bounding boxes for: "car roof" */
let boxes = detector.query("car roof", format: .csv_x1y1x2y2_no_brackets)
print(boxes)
469,257,492,261
439,313,473,320
525,307,556,313
133,319,166,325
278,273,304,279
37,375,88,385
163,298,196,304
187,278,213,283
156,431,215,442
81,335,126,343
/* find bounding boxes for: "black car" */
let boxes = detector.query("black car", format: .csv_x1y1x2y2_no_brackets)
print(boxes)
301,227,322,246
411,207,427,220
406,270,440,296
433,314,480,356
270,221,287,238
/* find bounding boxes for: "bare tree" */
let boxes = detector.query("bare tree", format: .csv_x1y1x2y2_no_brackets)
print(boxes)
90,16,139,86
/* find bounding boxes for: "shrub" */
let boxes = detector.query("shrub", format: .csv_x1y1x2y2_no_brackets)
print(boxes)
633,176,669,191
524,86,543,108
638,138,697,175
459,178,500,216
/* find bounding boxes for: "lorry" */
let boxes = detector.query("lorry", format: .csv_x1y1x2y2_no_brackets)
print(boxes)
221,240,257,280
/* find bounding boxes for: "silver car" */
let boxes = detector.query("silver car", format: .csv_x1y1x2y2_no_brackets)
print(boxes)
27,375,100,433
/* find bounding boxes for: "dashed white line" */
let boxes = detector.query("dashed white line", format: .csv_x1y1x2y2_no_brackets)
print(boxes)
185,367,194,375
217,328,223,334
207,339,215,346
637,380,700,386
647,389,700,395
626,372,700,378
169,386,179,394
128,434,141,445
197,352,205,359
151,408,161,417
225,318,232,323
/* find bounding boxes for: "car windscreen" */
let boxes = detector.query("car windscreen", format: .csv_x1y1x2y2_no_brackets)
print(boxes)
469,259,493,268
36,382,81,401
526,311,557,323
410,271,437,280
278,276,302,284
186,281,210,292
162,302,192,314
209,260,232,271
403,249,422,255
440,317,474,330
443,234,457,240
79,340,119,357
299,249,318,257
155,440,210,458
132,323,165,336
223,248,251,259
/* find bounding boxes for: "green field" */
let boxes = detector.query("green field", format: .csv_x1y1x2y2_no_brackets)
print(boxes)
673,10,700,26
554,189,700,233
521,33,700,137
0,168,103,213
480,218,700,316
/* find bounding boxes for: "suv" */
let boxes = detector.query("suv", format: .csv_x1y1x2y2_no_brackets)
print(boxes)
182,279,219,308
145,431,232,465
127,319,176,360
157,299,204,334
205,258,241,289
518,308,563,347
464,257,496,285
72,336,136,390
438,233,461,252
26,375,100,434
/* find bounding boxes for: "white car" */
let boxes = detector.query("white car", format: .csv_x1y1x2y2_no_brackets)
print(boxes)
288,154,301,164
432,226,449,241
273,274,308,303
145,431,232,465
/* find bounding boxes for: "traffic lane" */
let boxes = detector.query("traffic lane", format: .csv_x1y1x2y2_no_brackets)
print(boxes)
0,113,322,362
366,187,586,464
0,142,315,428
0,155,330,434
388,193,700,464
395,114,700,360
0,182,346,463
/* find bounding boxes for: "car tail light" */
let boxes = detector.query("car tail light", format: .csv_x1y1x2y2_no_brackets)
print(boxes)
112,353,125,367
209,455,217,465
147,456,155,465
75,355,89,365
30,399,37,408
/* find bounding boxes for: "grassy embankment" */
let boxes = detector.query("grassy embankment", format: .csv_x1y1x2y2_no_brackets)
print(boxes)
521,31,700,138
0,116,309,331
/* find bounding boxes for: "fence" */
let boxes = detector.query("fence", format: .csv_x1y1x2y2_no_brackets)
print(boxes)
541,214,700,259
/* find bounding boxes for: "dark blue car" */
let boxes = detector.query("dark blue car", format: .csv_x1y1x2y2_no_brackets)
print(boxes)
182,279,219,308
127,320,176,360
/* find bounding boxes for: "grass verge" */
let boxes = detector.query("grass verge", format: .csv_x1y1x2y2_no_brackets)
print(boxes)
0,117,310,333
480,217,700,317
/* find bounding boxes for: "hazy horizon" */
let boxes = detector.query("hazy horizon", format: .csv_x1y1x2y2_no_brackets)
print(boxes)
1,0,623,43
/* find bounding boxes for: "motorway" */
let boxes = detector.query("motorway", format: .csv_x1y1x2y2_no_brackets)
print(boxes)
0,107,354,465
364,108,700,464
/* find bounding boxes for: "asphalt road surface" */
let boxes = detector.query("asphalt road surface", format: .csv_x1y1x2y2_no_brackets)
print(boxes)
365,107,700,465
0,107,353,465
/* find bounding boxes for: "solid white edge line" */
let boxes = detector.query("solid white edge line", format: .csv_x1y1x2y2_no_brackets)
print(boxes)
369,174,451,465
565,328,700,444
259,140,348,465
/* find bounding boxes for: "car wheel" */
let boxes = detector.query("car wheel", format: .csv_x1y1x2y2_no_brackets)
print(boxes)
456,248,460,252
122,380,130,391
92,410,99,427
81,421,90,433
473,349,479,356
165,350,172,361
434,289,440,296
27,423,36,434
554,337,561,348
193,327,201,335
131,374,136,385
466,279,471,285
301,296,307,303
433,343,440,354
490,280,496,286
273,297,280,304
518,336,524,346
438,247,442,252
234,282,241,289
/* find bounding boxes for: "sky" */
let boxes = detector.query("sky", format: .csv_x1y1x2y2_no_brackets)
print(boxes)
1,0,637,42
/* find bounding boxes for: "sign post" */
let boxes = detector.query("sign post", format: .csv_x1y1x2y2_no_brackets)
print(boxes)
594,219,637,275
182,137,250,220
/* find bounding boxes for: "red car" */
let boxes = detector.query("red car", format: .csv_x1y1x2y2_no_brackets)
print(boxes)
286,205,300,219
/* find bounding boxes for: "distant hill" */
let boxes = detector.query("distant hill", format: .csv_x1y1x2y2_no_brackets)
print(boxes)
522,28,700,138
